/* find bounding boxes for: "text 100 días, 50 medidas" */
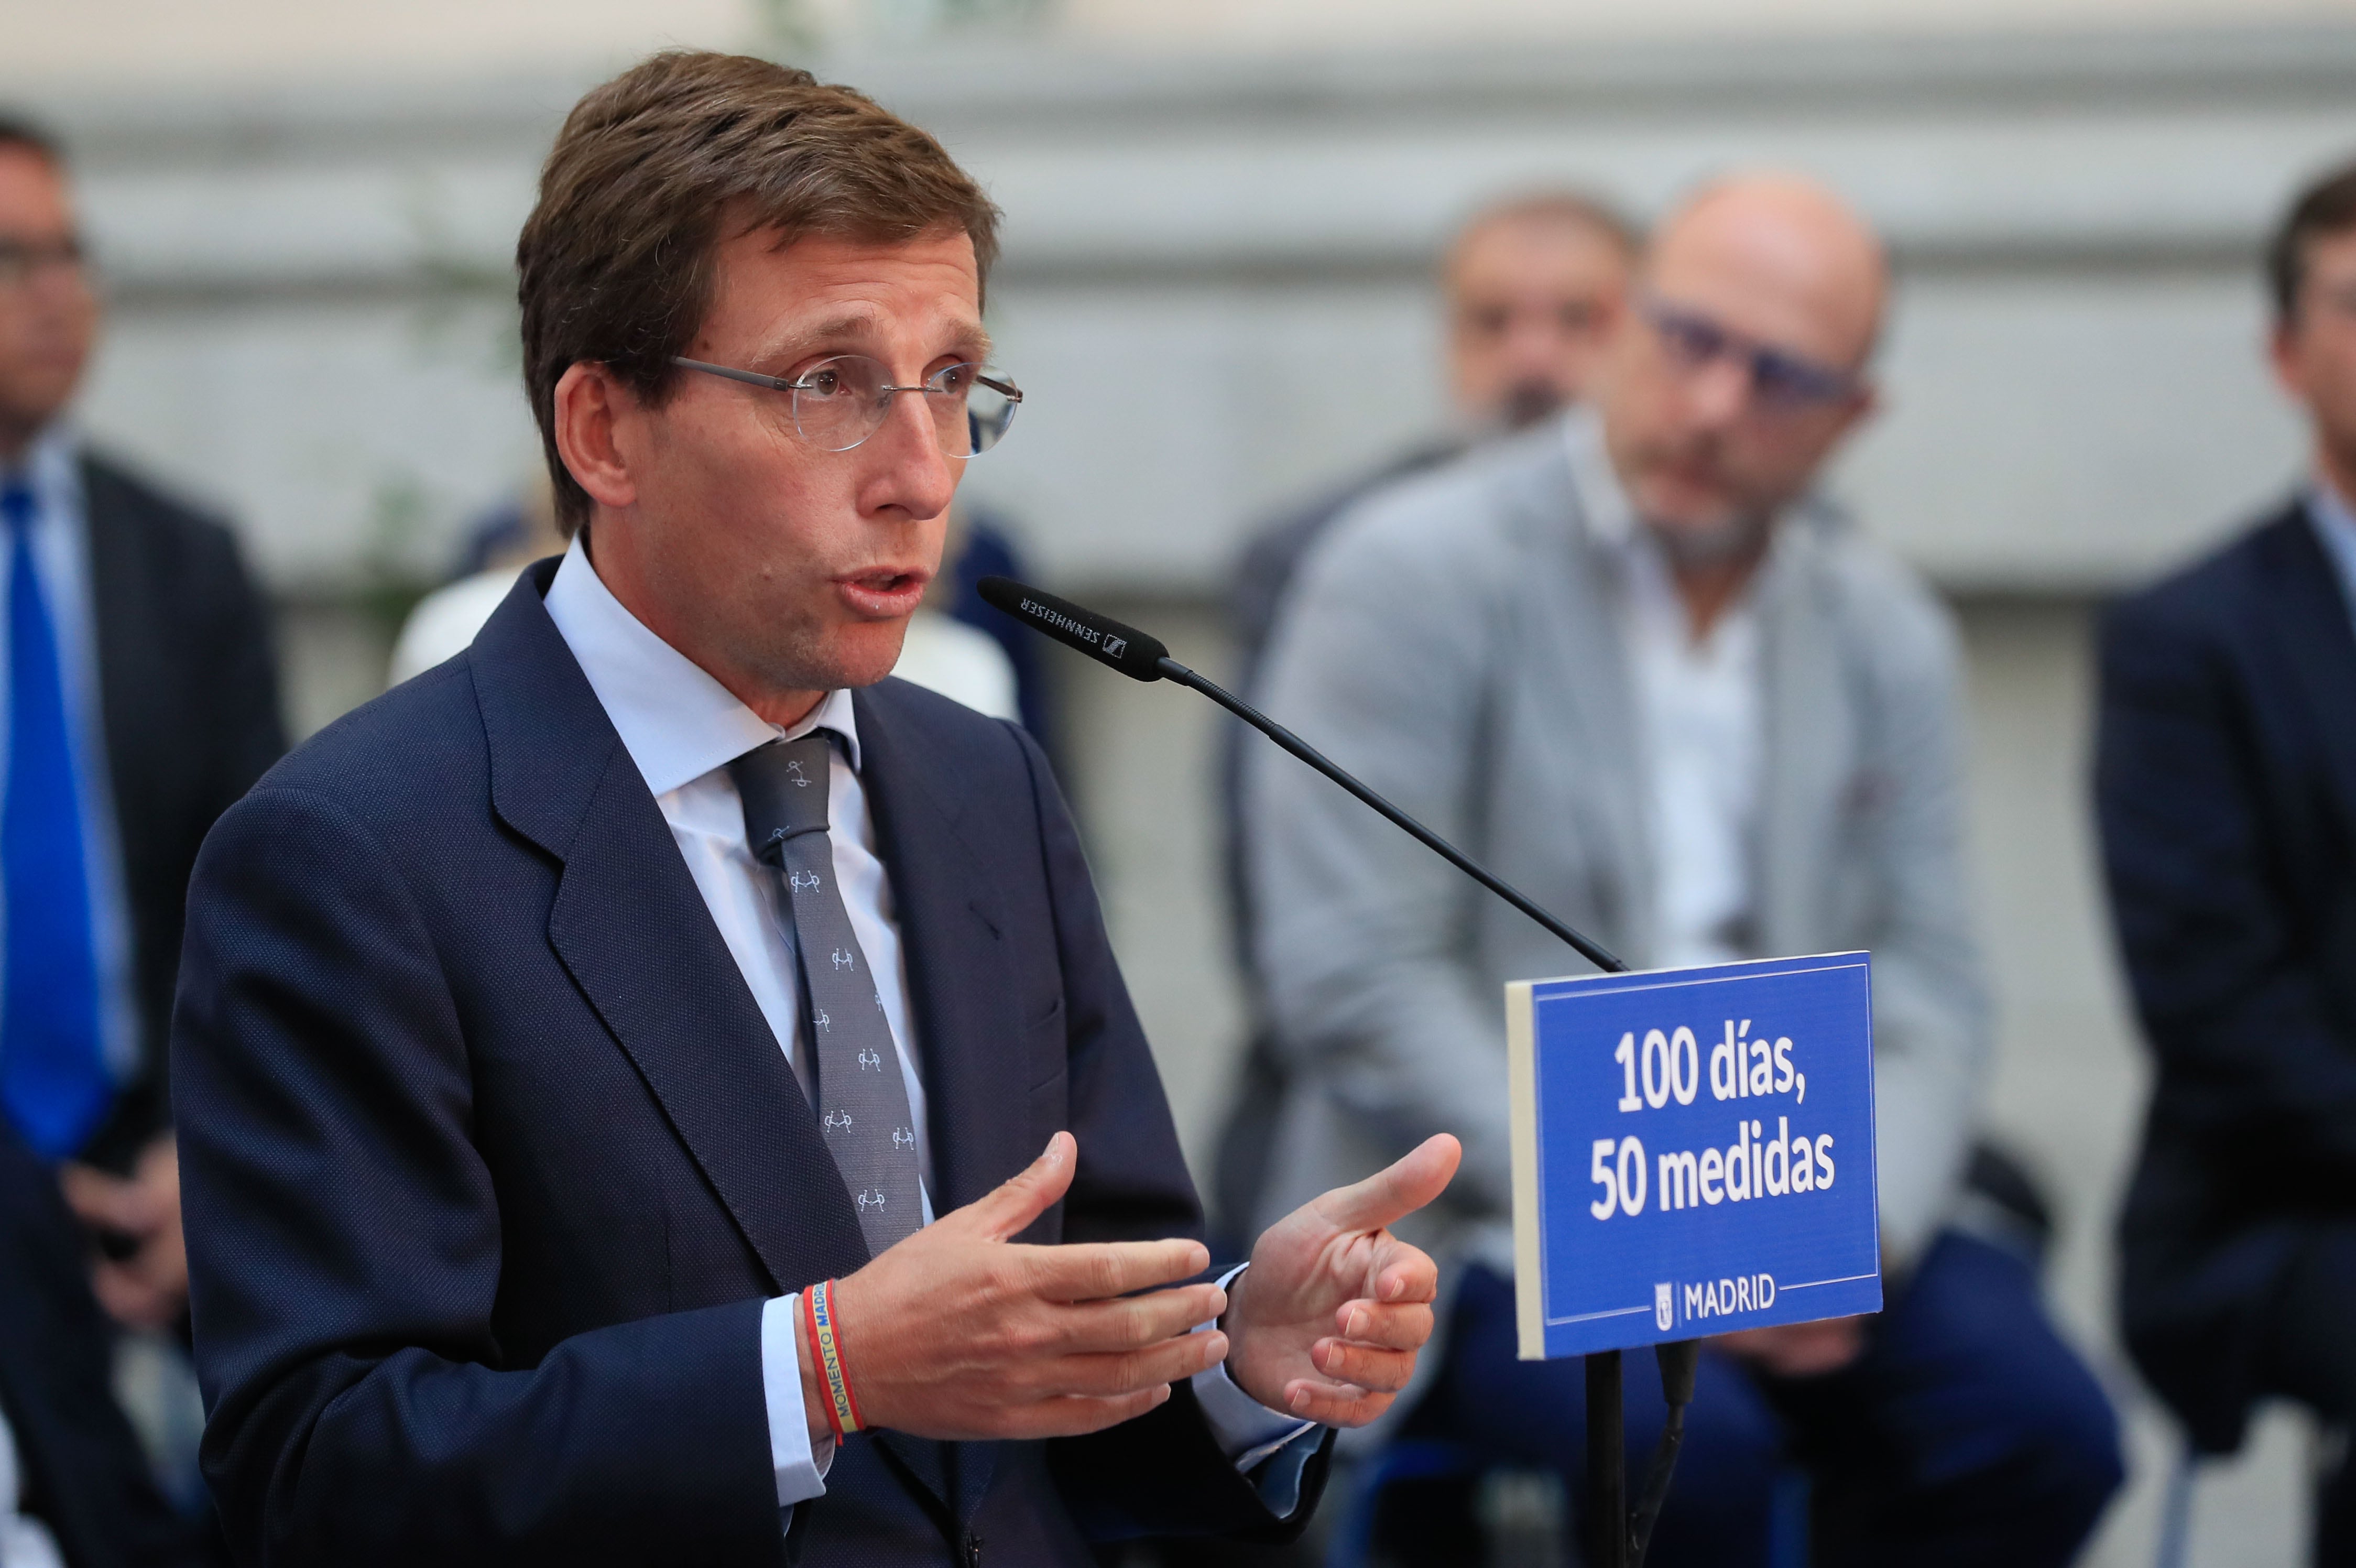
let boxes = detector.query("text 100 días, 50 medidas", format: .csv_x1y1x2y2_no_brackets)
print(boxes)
1586,1018,1837,1222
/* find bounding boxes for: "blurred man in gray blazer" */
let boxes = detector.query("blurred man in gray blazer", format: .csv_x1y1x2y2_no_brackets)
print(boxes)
1245,174,2122,1566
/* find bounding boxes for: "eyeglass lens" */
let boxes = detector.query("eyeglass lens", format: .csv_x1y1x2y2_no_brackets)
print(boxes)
1647,304,1851,409
791,355,1019,456
0,237,86,289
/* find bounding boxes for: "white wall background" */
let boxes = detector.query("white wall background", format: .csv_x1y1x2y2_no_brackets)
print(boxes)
5,9,2349,1561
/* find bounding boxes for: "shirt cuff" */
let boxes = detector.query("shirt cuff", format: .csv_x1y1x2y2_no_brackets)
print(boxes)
1190,1264,1322,1516
761,1294,833,1508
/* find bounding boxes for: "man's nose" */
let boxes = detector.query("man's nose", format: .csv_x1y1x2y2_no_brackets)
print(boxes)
1682,354,1752,428
868,387,959,518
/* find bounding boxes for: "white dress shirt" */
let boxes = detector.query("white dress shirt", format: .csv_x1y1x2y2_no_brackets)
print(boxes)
0,1403,67,1568
1,424,144,1088
1565,412,1766,970
539,539,1314,1522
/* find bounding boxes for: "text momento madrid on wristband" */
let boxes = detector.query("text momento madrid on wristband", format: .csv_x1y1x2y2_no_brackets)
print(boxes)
806,1279,864,1439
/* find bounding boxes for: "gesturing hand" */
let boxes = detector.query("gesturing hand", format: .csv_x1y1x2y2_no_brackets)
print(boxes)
816,1132,1228,1444
1221,1134,1460,1427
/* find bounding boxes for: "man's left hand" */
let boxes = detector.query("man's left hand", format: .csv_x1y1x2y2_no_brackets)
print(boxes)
1221,1133,1460,1427
61,1135,188,1331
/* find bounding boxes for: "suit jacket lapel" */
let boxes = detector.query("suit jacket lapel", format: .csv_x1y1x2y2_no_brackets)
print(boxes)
1515,437,1653,959
1754,520,1852,959
2263,505,2356,846
472,565,869,1295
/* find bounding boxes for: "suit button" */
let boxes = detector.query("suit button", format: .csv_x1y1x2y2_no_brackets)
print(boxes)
965,1532,984,1566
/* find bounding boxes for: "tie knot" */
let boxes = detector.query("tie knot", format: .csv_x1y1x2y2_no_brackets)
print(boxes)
729,732,836,865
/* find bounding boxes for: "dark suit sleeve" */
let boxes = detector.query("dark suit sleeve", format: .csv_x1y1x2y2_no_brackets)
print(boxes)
185,515,287,818
174,787,781,1567
2095,595,2356,1171
1000,727,1333,1542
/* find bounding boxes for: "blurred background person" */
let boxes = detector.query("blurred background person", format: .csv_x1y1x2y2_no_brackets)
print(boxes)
0,1118,206,1568
0,107,278,1547
385,469,566,685
1226,189,1637,723
2097,158,2356,1565
1244,173,2123,1565
0,116,283,1319
1212,189,1636,1247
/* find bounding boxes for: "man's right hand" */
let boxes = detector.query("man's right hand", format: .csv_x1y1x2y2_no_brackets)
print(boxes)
805,1132,1227,1443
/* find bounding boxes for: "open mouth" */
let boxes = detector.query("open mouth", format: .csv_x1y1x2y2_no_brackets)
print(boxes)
836,568,931,618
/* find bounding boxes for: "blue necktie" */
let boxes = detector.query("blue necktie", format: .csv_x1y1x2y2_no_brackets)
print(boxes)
0,477,110,1159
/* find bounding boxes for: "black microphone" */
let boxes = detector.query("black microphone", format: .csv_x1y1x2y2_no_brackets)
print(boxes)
978,576,1689,1568
976,575,1626,975
974,577,1171,684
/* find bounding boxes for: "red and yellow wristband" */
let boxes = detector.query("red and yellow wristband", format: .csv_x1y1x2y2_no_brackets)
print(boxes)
804,1278,863,1440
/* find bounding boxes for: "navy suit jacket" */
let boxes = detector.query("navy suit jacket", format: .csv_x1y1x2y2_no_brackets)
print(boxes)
172,561,1326,1565
2096,500,2356,1453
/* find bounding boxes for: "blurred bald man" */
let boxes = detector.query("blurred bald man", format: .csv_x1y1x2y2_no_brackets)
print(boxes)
1244,175,2123,1565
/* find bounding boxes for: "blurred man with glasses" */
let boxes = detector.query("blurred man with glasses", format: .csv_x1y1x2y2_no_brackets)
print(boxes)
1245,173,2122,1564
2099,160,2356,1563
0,112,278,1566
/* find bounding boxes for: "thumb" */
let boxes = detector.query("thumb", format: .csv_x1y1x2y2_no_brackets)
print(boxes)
1313,1134,1461,1235
954,1130,1078,1242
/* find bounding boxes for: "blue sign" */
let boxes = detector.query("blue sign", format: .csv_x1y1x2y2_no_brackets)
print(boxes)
1507,953,1881,1359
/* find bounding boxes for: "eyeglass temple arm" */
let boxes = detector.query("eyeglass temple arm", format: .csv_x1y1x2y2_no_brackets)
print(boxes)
670,355,1019,403
670,357,795,393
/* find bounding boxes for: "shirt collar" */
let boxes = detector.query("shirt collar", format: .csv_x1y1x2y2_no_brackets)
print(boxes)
4,423,82,513
2307,476,2356,618
541,533,861,798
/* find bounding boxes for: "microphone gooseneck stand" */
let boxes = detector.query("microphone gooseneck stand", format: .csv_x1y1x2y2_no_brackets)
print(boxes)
977,578,1698,1567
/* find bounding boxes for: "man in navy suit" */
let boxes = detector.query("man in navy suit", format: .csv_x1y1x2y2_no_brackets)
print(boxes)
2098,159,2356,1562
171,51,1457,1567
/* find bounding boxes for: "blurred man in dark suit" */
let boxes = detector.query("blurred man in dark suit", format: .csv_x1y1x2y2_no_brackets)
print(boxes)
0,117,280,1310
2098,160,2356,1563
0,1119,204,1567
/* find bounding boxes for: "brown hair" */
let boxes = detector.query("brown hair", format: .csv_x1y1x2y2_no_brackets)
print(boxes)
517,51,1001,533
0,112,63,165
2268,158,2356,325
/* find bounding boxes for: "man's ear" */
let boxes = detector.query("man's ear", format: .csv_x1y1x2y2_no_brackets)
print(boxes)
1833,380,1881,442
552,362,640,513
2268,318,2309,403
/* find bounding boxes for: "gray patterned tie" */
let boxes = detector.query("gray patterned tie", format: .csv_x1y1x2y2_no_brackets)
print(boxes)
729,732,922,1255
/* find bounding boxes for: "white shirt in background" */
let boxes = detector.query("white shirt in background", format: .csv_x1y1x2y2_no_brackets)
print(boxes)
0,1405,67,1568
890,610,1020,722
388,566,524,684
1564,411,1765,971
